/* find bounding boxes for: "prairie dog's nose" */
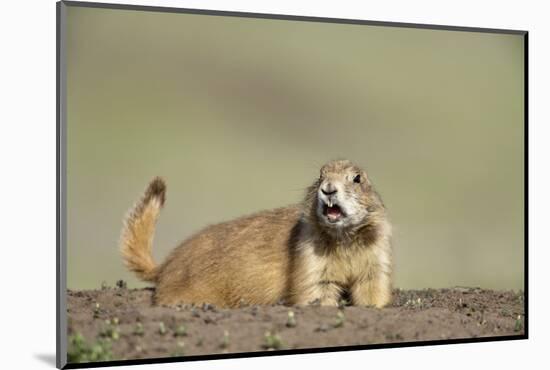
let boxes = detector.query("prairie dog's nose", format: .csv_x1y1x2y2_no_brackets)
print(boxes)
321,183,337,196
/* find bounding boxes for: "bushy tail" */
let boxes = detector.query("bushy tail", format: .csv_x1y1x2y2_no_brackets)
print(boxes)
120,177,166,283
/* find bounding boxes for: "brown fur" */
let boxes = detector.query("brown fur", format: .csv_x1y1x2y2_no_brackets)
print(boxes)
120,160,392,308
119,177,166,282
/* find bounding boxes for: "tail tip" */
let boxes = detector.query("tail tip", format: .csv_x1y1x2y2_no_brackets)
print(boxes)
145,176,167,206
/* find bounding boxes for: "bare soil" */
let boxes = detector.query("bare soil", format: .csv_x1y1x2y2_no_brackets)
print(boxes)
67,285,525,364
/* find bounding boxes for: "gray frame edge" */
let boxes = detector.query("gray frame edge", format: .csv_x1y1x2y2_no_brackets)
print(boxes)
61,0,527,35
56,1,68,368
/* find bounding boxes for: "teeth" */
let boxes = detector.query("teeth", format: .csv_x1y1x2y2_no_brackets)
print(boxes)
328,199,333,208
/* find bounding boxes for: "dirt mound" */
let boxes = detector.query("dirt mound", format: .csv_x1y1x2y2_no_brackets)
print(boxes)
66,286,525,364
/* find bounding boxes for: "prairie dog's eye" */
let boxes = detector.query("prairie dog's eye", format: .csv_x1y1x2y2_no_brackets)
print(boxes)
353,174,361,183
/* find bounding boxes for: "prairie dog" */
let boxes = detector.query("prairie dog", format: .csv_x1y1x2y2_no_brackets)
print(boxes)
120,159,392,308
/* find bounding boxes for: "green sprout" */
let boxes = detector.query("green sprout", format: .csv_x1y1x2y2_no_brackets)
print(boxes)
333,310,345,328
404,297,423,309
263,331,284,350
514,315,523,332
67,333,113,363
133,322,144,336
99,319,119,340
93,303,101,319
174,324,187,337
220,330,230,349
338,298,350,308
286,310,296,328
158,322,167,335
170,341,185,357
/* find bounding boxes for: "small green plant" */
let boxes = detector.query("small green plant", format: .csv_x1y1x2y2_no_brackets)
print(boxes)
263,331,284,350
99,319,119,340
404,297,423,309
170,341,185,357
220,330,230,349
67,333,113,363
93,303,101,319
338,298,350,308
333,310,345,328
174,324,187,337
158,322,167,335
133,322,144,336
514,315,523,332
286,311,296,328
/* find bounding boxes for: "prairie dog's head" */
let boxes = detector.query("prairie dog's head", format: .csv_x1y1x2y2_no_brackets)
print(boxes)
304,159,384,233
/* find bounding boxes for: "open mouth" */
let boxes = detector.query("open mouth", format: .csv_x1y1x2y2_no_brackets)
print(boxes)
323,202,345,223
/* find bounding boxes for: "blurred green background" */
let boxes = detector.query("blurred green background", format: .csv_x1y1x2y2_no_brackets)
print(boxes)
65,6,524,290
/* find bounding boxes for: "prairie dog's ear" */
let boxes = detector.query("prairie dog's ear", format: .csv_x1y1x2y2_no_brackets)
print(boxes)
360,169,372,189
320,166,328,179
363,170,371,185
